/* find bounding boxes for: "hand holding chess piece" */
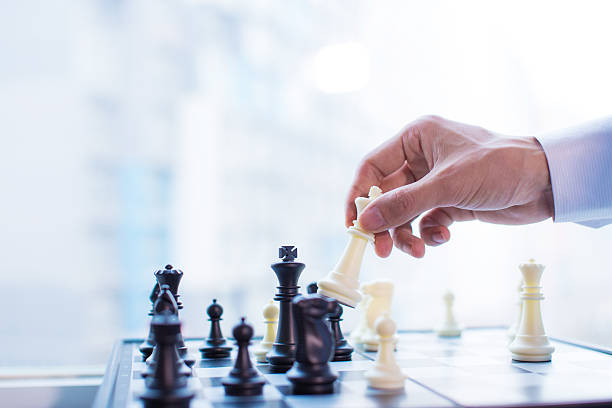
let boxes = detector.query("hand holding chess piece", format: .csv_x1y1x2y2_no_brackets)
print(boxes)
318,186,382,307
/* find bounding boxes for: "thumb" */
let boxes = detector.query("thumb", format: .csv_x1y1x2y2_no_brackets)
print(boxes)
359,178,446,233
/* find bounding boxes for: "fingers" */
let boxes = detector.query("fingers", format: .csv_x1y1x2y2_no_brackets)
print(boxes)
359,175,446,233
345,129,417,227
373,231,393,258
419,207,475,246
391,222,425,258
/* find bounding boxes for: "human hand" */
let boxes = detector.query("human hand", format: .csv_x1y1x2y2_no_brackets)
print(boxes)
345,116,553,258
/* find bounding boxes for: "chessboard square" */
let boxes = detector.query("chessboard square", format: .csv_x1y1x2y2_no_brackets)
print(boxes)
262,373,291,386
195,366,232,378
403,365,471,380
284,392,377,408
330,360,372,370
211,402,288,408
416,349,474,358
460,363,530,375
337,370,365,381
343,379,456,407
396,358,448,368
198,358,234,368
433,355,503,367
199,376,225,387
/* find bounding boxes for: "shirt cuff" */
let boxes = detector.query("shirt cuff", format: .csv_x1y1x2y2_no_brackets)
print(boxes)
536,116,612,226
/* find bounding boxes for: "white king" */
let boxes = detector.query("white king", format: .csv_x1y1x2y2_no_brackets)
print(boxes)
318,186,383,307
508,259,555,362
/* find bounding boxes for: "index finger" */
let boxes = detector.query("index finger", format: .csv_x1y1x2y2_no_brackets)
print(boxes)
345,133,409,227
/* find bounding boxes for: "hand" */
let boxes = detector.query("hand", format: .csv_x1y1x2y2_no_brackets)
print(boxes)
345,115,554,258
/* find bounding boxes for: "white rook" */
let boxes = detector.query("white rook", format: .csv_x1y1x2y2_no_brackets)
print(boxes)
508,259,555,362
318,186,382,307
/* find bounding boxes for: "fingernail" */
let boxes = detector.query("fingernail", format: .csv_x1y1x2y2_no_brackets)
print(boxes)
432,232,446,244
360,207,385,231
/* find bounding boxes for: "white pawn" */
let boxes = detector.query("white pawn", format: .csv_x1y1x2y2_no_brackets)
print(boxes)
507,278,524,342
365,313,406,390
362,280,394,351
508,259,555,362
436,291,462,337
253,300,279,363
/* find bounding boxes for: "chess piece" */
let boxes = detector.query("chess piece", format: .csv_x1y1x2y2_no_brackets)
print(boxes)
507,278,524,342
222,318,266,396
139,282,160,360
362,280,394,351
308,282,352,360
253,300,279,363
365,313,406,390
349,285,372,346
287,294,338,394
436,290,463,337
266,246,304,373
139,312,195,408
199,299,232,359
154,265,194,366
329,301,353,361
508,260,555,362
144,285,192,378
318,186,382,307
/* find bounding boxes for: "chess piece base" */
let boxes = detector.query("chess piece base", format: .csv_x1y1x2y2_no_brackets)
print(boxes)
365,367,406,390
509,334,555,362
222,376,265,396
140,386,194,408
287,363,338,395
199,346,232,359
332,343,353,362
318,274,361,308
436,325,463,337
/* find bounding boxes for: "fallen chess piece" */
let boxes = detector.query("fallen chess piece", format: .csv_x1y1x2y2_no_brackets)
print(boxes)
318,186,382,307
254,300,279,363
436,290,463,337
508,259,555,362
365,313,406,390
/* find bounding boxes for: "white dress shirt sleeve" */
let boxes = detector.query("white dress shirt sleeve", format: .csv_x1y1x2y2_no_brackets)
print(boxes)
536,116,612,227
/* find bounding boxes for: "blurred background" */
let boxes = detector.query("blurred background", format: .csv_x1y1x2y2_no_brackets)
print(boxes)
1,0,612,369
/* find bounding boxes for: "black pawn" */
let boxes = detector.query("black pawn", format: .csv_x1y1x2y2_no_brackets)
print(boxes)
140,312,195,408
329,302,353,361
139,283,161,360
144,285,192,379
287,294,338,394
266,246,304,373
199,299,232,359
221,317,266,396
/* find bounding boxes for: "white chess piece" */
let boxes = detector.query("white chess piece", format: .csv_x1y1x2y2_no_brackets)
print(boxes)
436,291,462,337
507,278,524,342
365,313,406,390
318,186,383,307
361,281,394,351
349,284,372,346
253,300,279,363
508,259,555,362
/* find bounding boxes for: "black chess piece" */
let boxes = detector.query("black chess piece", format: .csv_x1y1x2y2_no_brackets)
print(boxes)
287,294,338,394
306,282,318,294
266,246,304,373
154,266,194,367
221,317,266,396
307,282,353,361
145,285,193,376
328,302,353,361
155,264,183,311
199,299,232,359
139,282,161,360
140,312,195,408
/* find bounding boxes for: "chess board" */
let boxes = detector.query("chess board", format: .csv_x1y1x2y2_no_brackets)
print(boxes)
93,328,612,407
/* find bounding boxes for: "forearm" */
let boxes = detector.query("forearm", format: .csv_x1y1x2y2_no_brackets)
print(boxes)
536,116,612,227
